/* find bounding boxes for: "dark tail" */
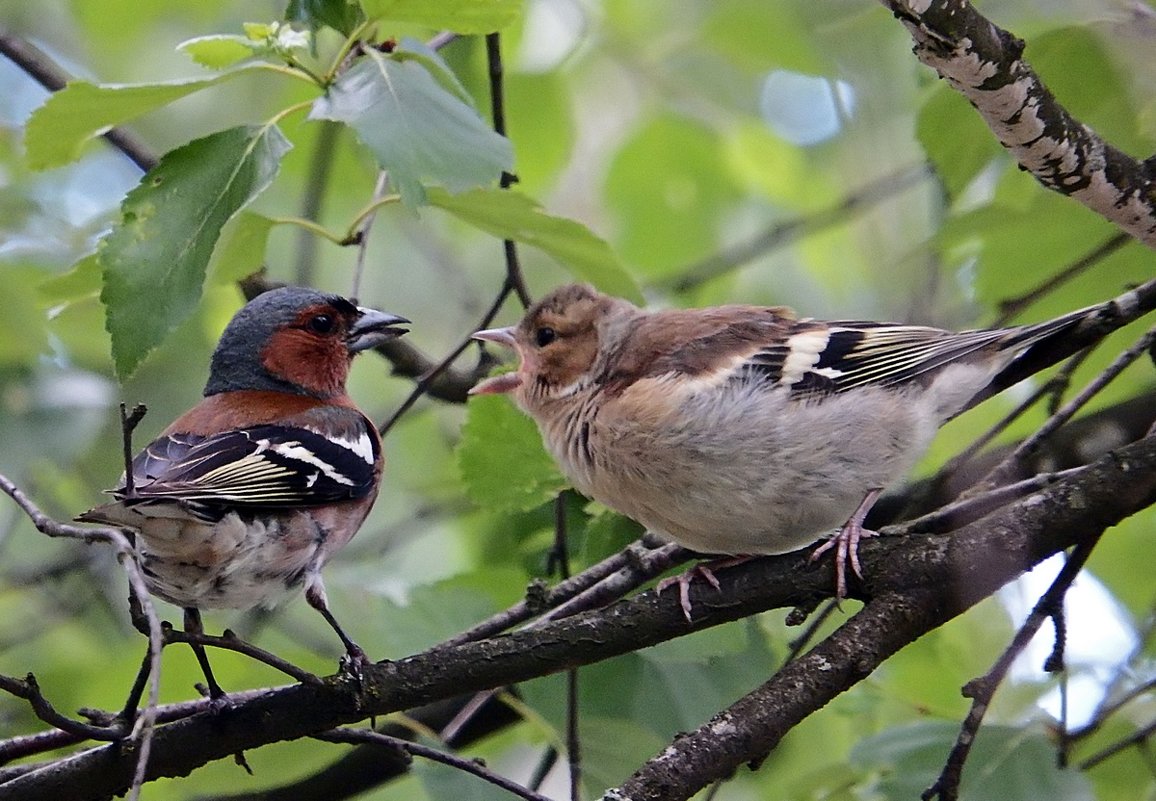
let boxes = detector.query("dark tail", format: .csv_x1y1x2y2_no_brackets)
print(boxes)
975,277,1156,407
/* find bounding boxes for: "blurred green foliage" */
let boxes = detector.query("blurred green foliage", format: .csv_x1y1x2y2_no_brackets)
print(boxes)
0,0,1154,799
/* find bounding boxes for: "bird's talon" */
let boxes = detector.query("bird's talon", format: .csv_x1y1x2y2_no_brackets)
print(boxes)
657,557,751,622
339,647,370,690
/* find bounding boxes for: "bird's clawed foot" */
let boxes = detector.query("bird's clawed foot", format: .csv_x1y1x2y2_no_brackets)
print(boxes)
338,643,371,688
657,555,754,621
196,683,235,715
809,488,883,599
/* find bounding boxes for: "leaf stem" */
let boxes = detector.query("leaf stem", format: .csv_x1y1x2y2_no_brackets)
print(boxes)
344,194,402,240
325,19,377,83
265,215,346,245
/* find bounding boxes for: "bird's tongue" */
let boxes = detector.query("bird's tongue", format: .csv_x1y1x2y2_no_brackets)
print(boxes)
469,372,523,395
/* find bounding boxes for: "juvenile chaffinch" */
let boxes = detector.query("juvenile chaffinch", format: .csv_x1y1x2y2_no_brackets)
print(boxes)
471,283,1139,615
78,286,407,696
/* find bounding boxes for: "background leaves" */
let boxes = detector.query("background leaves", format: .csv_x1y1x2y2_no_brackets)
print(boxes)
1,2,1154,800
99,124,291,377
311,41,513,206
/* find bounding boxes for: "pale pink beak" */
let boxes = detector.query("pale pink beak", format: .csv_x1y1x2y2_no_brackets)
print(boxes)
470,326,522,395
472,326,518,348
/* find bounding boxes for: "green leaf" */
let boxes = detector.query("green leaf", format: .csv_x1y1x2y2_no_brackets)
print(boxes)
702,1,828,74
24,70,259,170
1031,26,1149,155
425,187,643,302
39,254,102,304
0,265,49,364
390,40,473,105
99,124,292,378
358,0,523,33
458,393,567,513
207,212,276,284
177,35,260,69
286,0,365,35
605,114,740,280
852,723,1093,801
178,23,312,70
581,508,644,564
309,41,512,206
916,86,1002,197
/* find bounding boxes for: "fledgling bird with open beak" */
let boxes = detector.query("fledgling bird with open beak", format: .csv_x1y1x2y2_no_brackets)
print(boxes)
471,283,1142,617
79,286,408,698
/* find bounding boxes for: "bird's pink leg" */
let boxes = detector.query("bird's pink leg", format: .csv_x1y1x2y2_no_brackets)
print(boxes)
809,487,883,598
657,555,754,622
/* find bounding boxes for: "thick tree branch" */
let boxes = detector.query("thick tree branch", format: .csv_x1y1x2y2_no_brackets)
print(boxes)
3,435,1154,801
882,0,1156,246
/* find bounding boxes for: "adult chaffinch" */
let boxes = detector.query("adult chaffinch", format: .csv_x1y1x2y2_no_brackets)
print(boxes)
471,283,1144,616
78,286,408,696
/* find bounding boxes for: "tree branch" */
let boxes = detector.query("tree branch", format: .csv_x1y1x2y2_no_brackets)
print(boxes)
882,0,1156,246
2,434,1154,801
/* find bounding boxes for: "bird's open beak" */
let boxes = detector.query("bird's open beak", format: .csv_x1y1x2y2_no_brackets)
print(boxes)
348,308,410,352
471,326,518,348
469,326,522,394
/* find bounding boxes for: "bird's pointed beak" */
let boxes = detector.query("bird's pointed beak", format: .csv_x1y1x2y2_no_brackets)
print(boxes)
470,326,521,395
472,326,518,348
348,307,410,353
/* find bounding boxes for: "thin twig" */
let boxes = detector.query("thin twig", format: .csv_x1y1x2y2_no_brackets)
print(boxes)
0,673,125,741
937,349,1093,485
994,233,1132,326
1066,677,1156,741
114,404,160,801
0,26,157,171
163,628,323,686
379,285,515,435
315,727,552,801
783,600,840,664
438,540,690,744
922,536,1102,801
1077,719,1156,771
980,325,1156,489
551,496,582,801
667,164,929,292
0,472,163,801
118,403,147,495
538,542,690,625
439,544,641,648
527,746,560,793
485,31,532,309
896,466,1086,535
379,29,533,438
350,170,390,299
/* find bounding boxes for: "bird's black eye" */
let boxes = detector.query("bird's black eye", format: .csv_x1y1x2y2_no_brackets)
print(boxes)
308,314,336,334
535,327,557,347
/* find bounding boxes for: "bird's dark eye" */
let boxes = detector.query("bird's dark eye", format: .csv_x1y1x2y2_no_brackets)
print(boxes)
308,314,336,334
535,327,557,347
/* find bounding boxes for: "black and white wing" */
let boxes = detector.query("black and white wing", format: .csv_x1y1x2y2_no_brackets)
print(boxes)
743,310,1083,400
743,322,1004,398
116,419,380,520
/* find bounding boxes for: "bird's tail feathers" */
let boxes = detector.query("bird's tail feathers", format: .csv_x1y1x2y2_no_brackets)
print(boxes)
1003,277,1156,352
970,277,1156,411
